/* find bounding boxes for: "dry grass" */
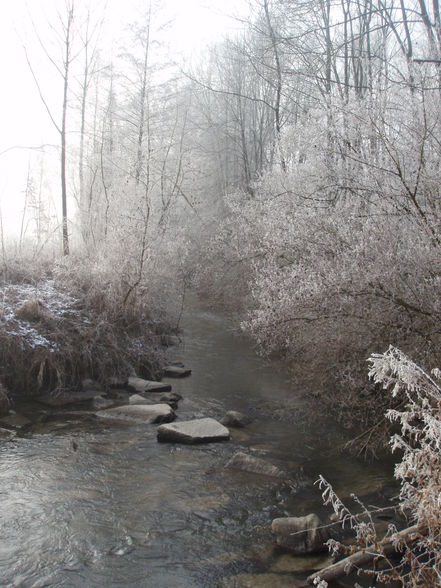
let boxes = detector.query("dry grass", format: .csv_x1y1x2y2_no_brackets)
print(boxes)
0,255,177,397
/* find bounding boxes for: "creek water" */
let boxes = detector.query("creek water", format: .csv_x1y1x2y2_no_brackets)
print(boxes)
0,303,395,587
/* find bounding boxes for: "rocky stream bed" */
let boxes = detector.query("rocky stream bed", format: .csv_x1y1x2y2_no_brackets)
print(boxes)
0,300,399,587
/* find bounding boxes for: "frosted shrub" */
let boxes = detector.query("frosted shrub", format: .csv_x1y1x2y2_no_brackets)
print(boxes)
315,348,441,585
309,346,441,588
368,346,441,585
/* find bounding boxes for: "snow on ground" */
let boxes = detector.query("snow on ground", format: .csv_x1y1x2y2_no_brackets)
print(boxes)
0,280,84,350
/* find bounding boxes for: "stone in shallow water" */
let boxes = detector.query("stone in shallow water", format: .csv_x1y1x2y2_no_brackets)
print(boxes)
271,514,329,554
221,410,252,428
225,452,286,479
96,403,175,424
157,417,230,444
127,376,171,393
162,365,192,378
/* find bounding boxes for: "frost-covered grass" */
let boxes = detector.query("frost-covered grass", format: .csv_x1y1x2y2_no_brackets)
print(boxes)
0,254,176,396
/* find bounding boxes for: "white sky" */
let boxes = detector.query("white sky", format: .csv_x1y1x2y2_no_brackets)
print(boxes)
0,0,248,238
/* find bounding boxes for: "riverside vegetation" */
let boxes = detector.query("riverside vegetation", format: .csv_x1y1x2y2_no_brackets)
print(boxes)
2,0,441,585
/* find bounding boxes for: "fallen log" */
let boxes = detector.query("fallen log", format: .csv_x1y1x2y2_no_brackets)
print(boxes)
307,524,424,584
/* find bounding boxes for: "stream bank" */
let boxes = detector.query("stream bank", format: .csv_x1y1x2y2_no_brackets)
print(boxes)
0,300,397,587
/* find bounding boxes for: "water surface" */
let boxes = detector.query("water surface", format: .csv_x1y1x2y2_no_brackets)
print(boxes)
0,303,395,587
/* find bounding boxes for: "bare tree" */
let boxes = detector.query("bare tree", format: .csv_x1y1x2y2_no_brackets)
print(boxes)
24,0,76,255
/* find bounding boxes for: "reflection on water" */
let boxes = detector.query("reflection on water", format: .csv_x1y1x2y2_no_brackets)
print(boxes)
0,302,395,587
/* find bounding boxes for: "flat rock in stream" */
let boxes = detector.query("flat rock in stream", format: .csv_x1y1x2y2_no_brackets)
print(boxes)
225,452,287,479
127,377,172,393
96,403,175,424
37,388,100,407
162,365,192,378
157,418,230,444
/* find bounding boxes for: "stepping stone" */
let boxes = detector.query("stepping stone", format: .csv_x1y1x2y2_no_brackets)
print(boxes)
127,377,171,393
96,403,175,424
157,417,230,444
163,365,191,378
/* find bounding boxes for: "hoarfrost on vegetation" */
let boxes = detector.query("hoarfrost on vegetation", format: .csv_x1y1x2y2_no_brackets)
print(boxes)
0,280,83,350
317,348,441,585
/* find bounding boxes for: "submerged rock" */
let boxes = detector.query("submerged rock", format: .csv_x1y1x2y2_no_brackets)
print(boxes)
157,417,230,444
96,403,175,424
162,365,191,378
225,452,286,479
127,377,171,393
221,411,252,428
108,535,134,557
271,514,329,554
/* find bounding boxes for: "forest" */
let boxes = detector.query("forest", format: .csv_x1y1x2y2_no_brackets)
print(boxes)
0,0,440,585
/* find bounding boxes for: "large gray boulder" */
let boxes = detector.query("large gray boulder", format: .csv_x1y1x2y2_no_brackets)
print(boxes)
157,418,230,444
96,403,175,424
271,514,329,554
225,452,286,479
127,377,171,393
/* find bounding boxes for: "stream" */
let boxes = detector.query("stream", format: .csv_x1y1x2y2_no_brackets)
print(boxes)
0,303,396,587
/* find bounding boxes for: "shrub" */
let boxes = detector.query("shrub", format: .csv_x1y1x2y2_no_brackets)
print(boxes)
315,347,441,586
